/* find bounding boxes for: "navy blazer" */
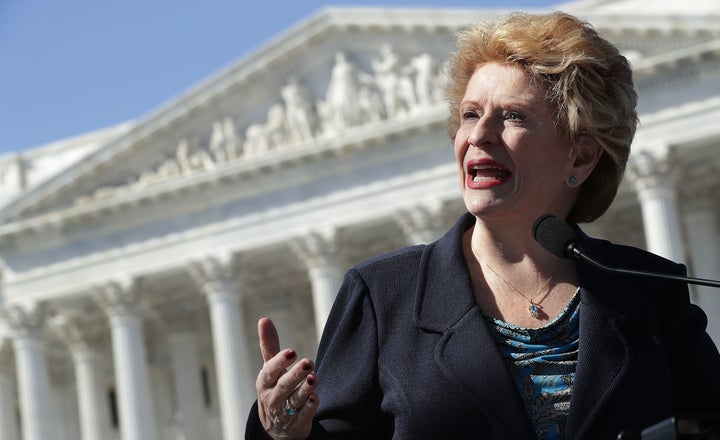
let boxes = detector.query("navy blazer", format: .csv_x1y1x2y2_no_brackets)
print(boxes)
248,213,720,439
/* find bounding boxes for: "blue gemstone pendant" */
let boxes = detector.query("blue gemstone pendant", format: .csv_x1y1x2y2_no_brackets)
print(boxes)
528,303,540,319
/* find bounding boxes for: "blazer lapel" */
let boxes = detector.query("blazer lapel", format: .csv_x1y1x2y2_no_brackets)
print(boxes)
566,231,646,438
436,307,537,439
565,288,629,438
414,213,535,439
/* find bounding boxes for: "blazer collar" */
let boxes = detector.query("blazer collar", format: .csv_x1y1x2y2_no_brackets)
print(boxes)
413,211,477,332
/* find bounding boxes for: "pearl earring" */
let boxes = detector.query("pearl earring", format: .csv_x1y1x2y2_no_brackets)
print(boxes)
569,176,578,186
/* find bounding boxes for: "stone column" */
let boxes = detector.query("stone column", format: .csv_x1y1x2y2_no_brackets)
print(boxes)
158,300,208,440
683,204,720,347
94,279,157,440
0,339,19,440
394,200,448,245
189,254,251,439
52,315,109,440
627,147,686,263
4,301,52,440
290,230,344,340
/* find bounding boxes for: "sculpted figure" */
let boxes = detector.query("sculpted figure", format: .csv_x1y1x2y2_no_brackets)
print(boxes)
209,117,242,162
209,121,228,163
358,84,385,122
281,77,316,145
245,104,287,157
156,155,181,178
371,44,404,118
323,52,362,134
409,53,437,107
222,117,242,160
176,139,194,175
176,138,214,174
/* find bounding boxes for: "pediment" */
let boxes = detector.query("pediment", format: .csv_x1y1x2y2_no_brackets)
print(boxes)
2,2,720,230
0,6,479,227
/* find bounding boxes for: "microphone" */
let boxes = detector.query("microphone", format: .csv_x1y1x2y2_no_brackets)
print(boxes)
532,214,720,288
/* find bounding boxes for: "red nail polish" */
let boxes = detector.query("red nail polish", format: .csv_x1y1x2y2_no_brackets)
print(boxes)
306,376,315,386
285,350,296,360
302,362,312,371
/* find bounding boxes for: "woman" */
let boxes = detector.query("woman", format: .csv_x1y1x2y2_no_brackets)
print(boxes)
247,11,720,439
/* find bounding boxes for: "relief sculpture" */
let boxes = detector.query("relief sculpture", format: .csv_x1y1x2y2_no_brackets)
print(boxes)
74,46,445,205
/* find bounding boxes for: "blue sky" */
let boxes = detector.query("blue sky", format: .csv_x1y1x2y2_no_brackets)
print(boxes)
0,1,560,154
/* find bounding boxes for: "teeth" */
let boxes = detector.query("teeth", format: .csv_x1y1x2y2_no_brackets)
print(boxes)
473,175,500,182
471,165,504,171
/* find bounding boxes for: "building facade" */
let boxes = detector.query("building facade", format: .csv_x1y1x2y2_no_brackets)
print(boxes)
0,1,719,439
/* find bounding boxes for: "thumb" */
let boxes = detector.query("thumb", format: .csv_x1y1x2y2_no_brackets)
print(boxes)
258,317,281,362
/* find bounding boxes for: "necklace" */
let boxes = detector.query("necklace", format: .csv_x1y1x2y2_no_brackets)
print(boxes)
472,245,554,319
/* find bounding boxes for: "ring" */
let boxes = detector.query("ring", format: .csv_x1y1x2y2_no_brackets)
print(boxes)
283,399,297,416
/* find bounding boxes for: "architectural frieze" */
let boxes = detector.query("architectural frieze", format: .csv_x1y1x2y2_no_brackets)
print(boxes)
0,106,448,244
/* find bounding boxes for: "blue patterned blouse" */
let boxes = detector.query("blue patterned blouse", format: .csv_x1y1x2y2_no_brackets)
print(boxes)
483,289,581,440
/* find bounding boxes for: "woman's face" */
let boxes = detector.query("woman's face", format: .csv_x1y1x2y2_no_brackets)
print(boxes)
453,62,577,224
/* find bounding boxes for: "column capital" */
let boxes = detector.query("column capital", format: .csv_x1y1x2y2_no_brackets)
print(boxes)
289,228,339,269
155,297,204,333
626,146,677,193
49,314,104,353
3,301,46,339
188,252,239,298
93,278,140,319
677,161,720,210
394,200,447,244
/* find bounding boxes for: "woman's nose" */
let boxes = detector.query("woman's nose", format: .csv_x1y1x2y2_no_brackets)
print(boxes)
467,116,500,147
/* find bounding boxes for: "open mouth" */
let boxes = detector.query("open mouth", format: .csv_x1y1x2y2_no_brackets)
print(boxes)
469,164,511,183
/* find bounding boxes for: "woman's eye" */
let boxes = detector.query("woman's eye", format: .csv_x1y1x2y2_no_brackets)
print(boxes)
462,110,479,120
504,111,524,122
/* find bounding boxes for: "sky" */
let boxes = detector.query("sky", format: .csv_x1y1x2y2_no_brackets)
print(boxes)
0,0,561,155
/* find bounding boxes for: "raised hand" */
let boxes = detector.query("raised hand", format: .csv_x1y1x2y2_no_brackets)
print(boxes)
256,317,319,440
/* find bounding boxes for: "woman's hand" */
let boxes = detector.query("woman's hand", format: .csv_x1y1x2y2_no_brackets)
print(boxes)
256,317,319,440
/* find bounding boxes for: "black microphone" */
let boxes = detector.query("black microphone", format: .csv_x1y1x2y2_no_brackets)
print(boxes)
532,214,720,288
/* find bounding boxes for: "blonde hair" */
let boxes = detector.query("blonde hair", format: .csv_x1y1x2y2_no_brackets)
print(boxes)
445,12,638,222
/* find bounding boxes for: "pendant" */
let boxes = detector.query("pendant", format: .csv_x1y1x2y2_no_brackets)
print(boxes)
528,303,540,319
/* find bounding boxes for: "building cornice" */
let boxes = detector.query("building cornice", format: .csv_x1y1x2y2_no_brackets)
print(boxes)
632,38,720,77
0,106,448,241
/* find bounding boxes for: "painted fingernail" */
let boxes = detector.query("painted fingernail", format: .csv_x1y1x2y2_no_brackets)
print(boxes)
285,350,296,360
302,361,313,371
307,376,316,386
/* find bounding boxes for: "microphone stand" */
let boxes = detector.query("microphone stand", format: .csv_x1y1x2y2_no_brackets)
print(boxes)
567,244,720,289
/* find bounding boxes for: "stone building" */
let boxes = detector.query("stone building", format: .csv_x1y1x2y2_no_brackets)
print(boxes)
0,1,718,439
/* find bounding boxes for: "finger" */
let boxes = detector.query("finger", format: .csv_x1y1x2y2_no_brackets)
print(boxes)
287,372,319,409
256,348,297,391
274,358,315,399
290,392,319,433
258,317,280,362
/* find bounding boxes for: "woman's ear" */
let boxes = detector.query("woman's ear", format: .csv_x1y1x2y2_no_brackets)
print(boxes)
568,135,603,186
